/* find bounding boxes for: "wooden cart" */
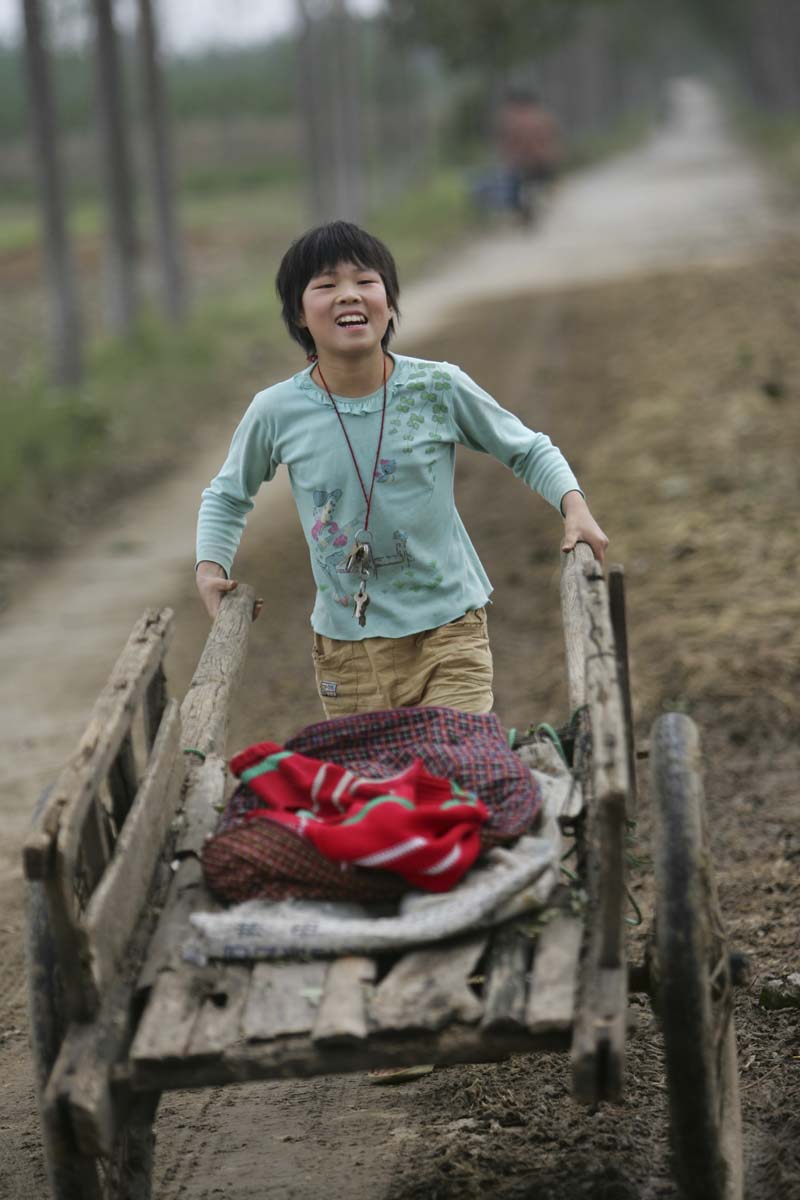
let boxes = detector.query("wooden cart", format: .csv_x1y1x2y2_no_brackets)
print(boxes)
23,544,745,1200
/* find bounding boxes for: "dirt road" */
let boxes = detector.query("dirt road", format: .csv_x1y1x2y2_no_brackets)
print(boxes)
2,79,798,1199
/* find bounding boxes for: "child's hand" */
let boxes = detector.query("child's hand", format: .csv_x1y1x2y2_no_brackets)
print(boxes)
196,561,264,621
560,491,609,563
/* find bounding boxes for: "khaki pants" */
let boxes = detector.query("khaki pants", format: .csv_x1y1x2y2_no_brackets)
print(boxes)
312,608,494,718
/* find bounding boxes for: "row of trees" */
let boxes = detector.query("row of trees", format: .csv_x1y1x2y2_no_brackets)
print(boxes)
387,0,800,135
21,0,798,390
21,0,445,387
22,0,184,385
681,0,800,113
387,0,688,135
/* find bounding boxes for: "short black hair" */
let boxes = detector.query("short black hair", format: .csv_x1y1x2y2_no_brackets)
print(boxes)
275,221,401,356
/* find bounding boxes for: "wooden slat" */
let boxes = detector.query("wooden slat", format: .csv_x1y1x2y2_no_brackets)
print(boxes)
580,558,629,967
42,856,175,1159
571,966,627,1104
135,961,291,1065
369,935,488,1033
581,560,630,823
130,967,214,1063
180,584,255,757
126,1021,572,1093
481,925,531,1032
174,753,229,858
188,965,251,1056
83,700,184,998
313,956,376,1045
45,975,133,1158
243,961,328,1041
569,557,629,1105
23,607,174,881
137,858,222,993
136,755,227,992
608,565,637,818
40,1088,103,1200
560,542,594,714
135,589,249,1000
526,914,583,1033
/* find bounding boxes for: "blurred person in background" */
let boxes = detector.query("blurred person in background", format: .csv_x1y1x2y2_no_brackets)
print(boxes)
495,86,562,225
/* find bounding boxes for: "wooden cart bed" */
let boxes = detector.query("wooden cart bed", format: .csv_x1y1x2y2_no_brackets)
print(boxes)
22,547,648,1194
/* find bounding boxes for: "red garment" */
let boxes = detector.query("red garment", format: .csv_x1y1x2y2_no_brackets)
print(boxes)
229,741,489,893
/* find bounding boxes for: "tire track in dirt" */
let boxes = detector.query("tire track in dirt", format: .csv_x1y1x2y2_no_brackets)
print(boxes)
154,1088,230,1199
0,928,26,1014
153,1076,426,1200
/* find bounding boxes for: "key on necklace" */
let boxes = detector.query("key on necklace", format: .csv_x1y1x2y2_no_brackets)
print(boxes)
344,540,373,575
354,579,370,627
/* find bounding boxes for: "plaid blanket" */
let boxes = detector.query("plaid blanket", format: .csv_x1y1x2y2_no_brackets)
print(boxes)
284,707,540,837
203,707,541,905
202,817,408,904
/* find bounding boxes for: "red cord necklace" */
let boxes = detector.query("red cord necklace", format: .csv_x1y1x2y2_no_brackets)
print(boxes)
314,355,388,534
313,355,388,627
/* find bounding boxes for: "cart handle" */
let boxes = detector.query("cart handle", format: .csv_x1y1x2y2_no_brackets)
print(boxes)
180,582,256,758
560,541,598,714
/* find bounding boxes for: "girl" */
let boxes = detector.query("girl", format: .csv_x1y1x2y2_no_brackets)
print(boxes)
196,221,607,717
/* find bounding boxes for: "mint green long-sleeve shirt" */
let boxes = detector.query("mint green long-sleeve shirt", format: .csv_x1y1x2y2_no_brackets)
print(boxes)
196,353,581,640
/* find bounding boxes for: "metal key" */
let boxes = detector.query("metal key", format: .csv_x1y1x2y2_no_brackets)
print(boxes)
354,580,370,627
344,540,373,575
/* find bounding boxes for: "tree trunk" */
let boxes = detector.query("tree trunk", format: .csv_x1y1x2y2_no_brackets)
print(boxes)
92,0,138,335
21,0,83,386
295,0,364,224
330,0,364,223
137,0,186,320
296,0,327,223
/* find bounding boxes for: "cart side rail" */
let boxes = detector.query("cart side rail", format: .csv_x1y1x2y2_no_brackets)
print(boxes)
180,583,256,756
560,544,632,1105
24,607,175,883
560,541,592,715
22,586,254,1023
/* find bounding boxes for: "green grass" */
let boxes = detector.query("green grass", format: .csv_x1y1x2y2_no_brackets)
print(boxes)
2,297,293,554
0,201,105,254
0,169,303,254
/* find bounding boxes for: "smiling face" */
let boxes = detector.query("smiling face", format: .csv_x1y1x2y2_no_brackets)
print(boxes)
299,261,394,365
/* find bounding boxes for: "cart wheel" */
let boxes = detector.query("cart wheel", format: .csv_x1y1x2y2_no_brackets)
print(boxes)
649,713,743,1200
26,798,155,1199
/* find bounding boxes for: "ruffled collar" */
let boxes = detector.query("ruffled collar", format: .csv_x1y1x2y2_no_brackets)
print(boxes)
293,354,413,414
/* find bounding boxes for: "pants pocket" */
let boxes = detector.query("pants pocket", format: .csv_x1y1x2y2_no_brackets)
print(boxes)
311,635,359,713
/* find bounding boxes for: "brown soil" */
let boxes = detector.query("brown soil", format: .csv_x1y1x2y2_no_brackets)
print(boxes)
2,98,799,1199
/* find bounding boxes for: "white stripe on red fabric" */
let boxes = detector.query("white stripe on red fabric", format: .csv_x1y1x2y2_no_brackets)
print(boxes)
354,836,428,868
310,764,327,808
331,769,354,810
421,843,462,876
